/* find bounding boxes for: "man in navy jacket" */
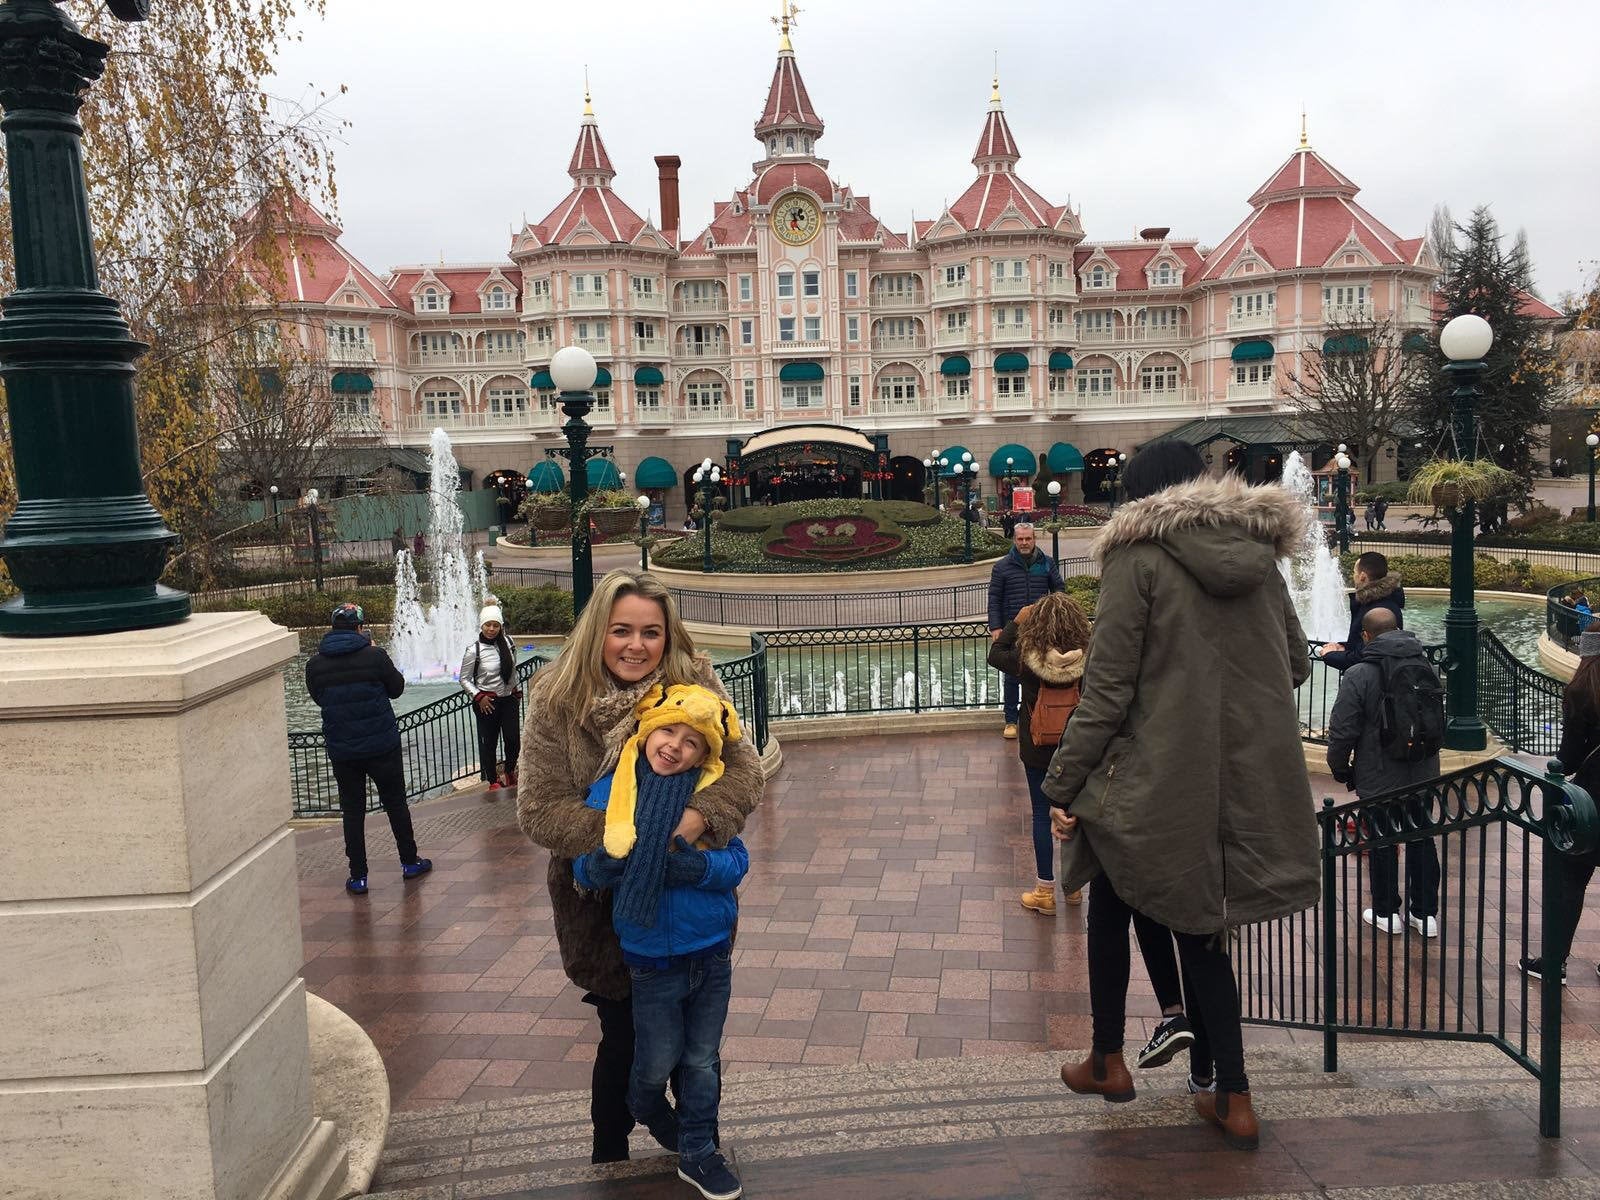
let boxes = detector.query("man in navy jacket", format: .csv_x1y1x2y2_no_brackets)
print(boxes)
987,523,1065,738
306,602,432,894
1318,551,1405,673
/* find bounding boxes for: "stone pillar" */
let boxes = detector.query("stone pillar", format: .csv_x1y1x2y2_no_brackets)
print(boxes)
0,612,347,1200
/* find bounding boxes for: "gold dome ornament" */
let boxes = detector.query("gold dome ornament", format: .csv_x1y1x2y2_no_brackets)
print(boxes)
772,192,821,245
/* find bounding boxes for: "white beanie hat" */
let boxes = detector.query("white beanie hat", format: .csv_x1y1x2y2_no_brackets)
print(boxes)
479,604,505,628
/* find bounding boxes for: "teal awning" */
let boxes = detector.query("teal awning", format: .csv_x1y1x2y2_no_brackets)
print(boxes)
594,366,613,388
1048,351,1074,371
634,365,665,387
993,351,1029,372
1323,334,1370,355
935,445,973,475
779,360,824,382
331,371,373,393
1402,331,1432,353
940,355,971,377
586,458,622,489
988,444,1037,477
635,455,677,489
530,369,555,390
1231,339,1275,362
1047,442,1085,473
526,461,565,494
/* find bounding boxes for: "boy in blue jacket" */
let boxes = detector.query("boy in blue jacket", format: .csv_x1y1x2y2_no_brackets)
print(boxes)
574,684,749,1200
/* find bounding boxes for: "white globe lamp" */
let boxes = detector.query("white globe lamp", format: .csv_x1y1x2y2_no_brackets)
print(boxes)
550,344,598,392
1440,314,1493,362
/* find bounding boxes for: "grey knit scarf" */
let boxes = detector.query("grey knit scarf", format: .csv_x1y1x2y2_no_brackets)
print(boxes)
611,759,701,928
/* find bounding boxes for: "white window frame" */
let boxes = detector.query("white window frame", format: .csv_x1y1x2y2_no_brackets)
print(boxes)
1233,290,1275,318
803,316,821,341
995,374,1028,399
484,286,511,311
1076,367,1114,395
944,376,971,401
738,274,753,302
944,264,967,285
802,270,821,298
743,378,756,410
848,375,861,405
421,386,463,416
636,386,663,413
740,319,754,346
845,271,858,298
485,384,528,415
778,317,796,342
1139,364,1180,393
420,287,442,312
780,382,824,408
846,315,860,342
876,374,917,401
777,271,795,299
686,380,724,410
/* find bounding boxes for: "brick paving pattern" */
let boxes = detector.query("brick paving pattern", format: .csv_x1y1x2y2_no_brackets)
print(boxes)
297,731,1600,1115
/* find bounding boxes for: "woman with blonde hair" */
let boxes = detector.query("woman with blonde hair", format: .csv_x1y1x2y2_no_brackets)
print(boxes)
518,568,764,1164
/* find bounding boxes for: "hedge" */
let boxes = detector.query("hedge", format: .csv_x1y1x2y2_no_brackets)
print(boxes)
231,582,573,633
1337,552,1591,595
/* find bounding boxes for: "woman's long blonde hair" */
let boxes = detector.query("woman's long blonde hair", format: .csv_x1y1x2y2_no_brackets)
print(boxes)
1015,592,1092,659
539,569,702,714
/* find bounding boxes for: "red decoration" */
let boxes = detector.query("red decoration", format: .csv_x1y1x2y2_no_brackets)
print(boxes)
765,516,906,562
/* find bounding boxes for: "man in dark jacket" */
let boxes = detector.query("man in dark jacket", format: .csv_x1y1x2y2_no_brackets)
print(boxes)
1319,551,1404,672
1325,609,1441,938
305,602,432,894
988,523,1065,738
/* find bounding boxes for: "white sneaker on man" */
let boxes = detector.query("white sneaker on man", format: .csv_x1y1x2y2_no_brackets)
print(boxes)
1362,908,1405,935
1408,913,1439,939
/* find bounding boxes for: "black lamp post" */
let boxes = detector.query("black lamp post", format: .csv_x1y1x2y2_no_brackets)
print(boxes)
1046,479,1062,562
952,452,975,563
269,484,281,534
547,345,609,617
693,458,722,573
1106,452,1127,514
303,489,325,593
1004,455,1015,513
1587,433,1597,523
636,494,651,572
1334,445,1352,554
0,0,190,635
1440,313,1493,753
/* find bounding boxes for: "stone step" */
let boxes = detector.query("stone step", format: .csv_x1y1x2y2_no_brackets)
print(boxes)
366,1040,1600,1198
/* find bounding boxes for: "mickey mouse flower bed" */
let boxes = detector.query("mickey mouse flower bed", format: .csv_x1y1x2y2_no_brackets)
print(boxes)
651,499,1009,572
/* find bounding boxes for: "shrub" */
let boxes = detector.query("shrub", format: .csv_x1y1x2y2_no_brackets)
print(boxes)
245,585,396,629
496,585,574,634
1352,481,1411,504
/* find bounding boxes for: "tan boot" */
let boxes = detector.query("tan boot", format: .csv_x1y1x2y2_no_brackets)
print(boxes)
1020,880,1056,914
1002,723,1018,740
1060,1050,1135,1103
1064,889,1084,905
1195,1089,1260,1150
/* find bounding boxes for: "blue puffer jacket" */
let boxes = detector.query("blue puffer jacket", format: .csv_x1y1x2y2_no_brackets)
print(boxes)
304,630,405,761
573,773,749,961
988,546,1065,630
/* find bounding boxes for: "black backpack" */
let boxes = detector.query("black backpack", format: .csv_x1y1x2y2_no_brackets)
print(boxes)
1377,654,1445,763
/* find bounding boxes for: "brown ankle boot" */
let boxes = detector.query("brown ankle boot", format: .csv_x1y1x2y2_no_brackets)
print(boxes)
1194,1089,1259,1150
1060,1050,1135,1103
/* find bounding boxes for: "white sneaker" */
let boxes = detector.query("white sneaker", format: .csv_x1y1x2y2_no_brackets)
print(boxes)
1409,913,1439,939
1362,908,1404,935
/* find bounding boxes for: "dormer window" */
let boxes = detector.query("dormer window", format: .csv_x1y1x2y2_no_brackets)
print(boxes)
484,286,510,311
785,134,795,152
420,287,442,312
769,138,777,155
1088,266,1108,289
1153,263,1175,286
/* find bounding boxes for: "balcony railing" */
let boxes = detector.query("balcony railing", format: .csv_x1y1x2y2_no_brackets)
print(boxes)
933,280,970,303
635,402,670,425
574,334,611,352
402,409,558,433
673,294,730,314
1049,386,1200,413
568,291,611,311
478,347,523,364
632,337,667,356
990,277,1032,297
677,342,730,359
1325,302,1374,323
523,293,553,315
770,338,829,356
933,392,975,414
1073,324,1187,345
934,326,970,347
1225,380,1276,403
1227,310,1276,332
332,412,384,436
866,396,928,417
870,289,924,310
630,289,668,312
328,344,376,365
408,348,525,367
991,391,1033,412
1046,278,1076,299
872,334,926,352
682,404,729,424
1074,327,1119,344
993,323,1032,341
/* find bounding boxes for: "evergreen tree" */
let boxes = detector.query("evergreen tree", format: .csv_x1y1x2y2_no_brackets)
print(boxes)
1427,203,1457,285
1413,206,1562,489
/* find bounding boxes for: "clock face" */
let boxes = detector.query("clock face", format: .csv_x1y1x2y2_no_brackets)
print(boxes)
771,193,821,246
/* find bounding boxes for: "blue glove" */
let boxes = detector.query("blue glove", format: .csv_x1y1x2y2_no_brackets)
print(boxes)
664,836,709,887
580,846,627,891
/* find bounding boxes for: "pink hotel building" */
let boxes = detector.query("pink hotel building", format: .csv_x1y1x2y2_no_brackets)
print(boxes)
246,17,1440,513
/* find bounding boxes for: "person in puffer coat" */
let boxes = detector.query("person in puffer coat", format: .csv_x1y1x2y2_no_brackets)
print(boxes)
305,602,432,894
988,523,1065,738
1319,551,1405,672
1044,441,1318,1153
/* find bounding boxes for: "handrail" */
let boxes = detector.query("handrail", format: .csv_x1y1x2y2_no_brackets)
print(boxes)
1546,575,1600,648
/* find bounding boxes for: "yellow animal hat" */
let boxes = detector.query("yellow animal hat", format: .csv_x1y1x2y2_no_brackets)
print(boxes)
603,683,743,857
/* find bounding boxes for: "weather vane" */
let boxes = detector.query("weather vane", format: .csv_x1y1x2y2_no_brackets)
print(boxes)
773,1,801,44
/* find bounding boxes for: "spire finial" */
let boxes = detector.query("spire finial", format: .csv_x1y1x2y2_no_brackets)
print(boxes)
991,50,1001,104
1299,107,1308,148
773,1,799,53
583,67,593,117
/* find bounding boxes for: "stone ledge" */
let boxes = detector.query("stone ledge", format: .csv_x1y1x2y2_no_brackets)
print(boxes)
307,993,387,1200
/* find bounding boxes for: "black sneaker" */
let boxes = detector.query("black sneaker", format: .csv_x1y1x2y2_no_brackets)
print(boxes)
1519,956,1567,983
1137,1014,1196,1069
678,1151,742,1200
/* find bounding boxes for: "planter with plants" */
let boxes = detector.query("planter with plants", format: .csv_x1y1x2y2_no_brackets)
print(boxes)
1405,459,1521,511
518,491,572,533
583,489,644,538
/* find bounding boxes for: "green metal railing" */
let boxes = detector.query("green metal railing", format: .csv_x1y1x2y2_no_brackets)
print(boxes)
759,621,1000,717
289,643,769,817
1479,628,1564,754
1233,756,1599,1137
1547,576,1600,648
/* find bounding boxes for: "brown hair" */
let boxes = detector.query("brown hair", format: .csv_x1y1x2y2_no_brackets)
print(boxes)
538,569,702,715
1015,592,1092,660
1568,655,1600,727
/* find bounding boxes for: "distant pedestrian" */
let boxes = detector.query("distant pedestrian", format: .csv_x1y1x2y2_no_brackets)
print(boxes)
1578,594,1593,634
1363,502,1377,531
987,522,1065,741
461,604,521,791
412,531,426,557
1326,608,1444,940
1374,497,1390,529
305,602,432,895
390,527,405,556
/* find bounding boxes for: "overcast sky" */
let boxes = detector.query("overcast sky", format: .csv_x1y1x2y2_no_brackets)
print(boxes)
270,0,1598,301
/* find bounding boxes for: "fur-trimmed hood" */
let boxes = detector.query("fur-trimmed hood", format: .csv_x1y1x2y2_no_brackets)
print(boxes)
1021,645,1085,686
1354,572,1402,604
1091,474,1310,599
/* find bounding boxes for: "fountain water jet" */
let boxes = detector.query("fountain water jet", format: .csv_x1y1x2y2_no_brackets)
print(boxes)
389,428,487,679
1278,451,1351,642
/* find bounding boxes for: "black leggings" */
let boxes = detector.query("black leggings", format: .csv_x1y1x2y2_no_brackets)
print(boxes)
331,746,418,878
1544,851,1600,967
475,693,521,782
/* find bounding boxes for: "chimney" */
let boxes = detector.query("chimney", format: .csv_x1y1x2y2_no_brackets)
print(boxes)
1138,226,1170,242
654,155,681,237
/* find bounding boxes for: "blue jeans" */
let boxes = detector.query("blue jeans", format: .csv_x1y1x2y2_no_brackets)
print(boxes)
1003,672,1021,724
1023,764,1054,881
627,947,732,1165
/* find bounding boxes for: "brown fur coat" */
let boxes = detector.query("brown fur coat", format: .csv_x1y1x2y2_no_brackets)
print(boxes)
516,654,764,1000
